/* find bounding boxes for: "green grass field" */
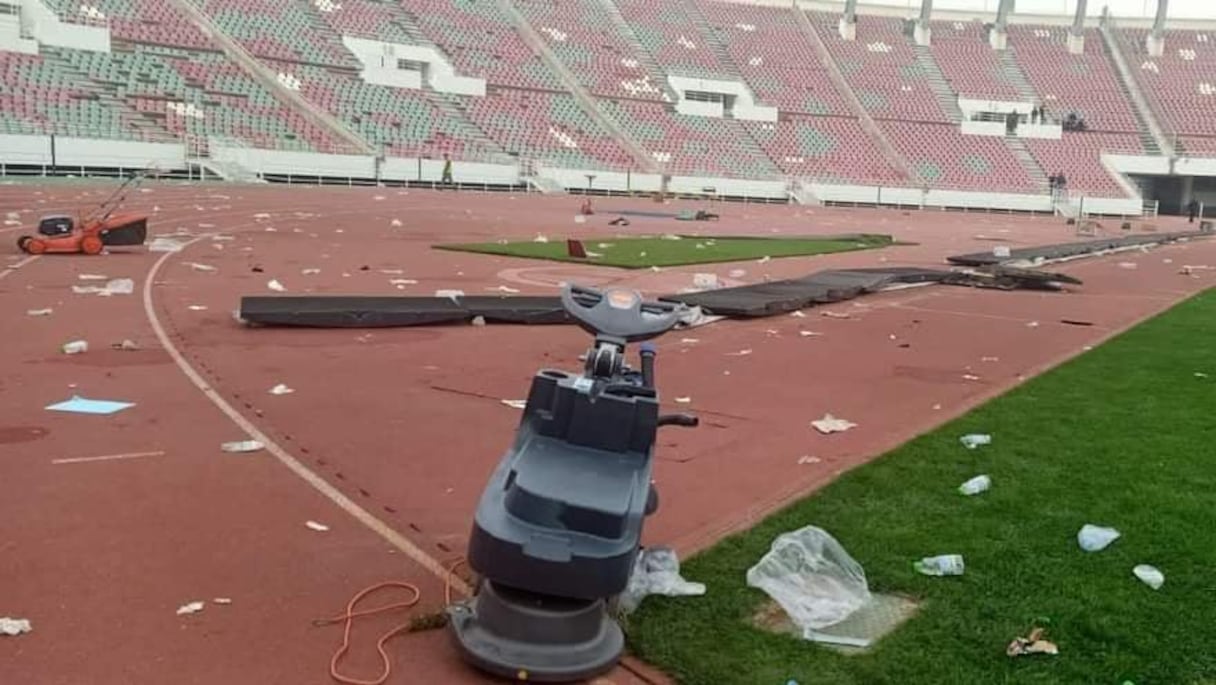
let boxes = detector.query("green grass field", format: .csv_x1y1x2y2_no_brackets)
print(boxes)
434,234,894,269
628,289,1216,685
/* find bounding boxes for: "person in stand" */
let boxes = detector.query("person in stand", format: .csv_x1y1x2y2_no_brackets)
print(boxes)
1187,198,1200,223
1030,106,1038,124
441,153,453,187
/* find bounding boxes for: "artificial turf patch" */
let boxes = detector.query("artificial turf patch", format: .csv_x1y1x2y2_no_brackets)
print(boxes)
433,234,895,269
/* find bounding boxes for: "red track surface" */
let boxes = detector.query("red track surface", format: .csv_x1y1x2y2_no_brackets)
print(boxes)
2,183,1213,685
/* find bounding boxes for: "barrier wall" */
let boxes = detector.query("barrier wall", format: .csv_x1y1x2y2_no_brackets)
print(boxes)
666,175,786,198
0,12,37,54
213,145,374,178
20,0,109,52
55,137,184,168
0,134,51,164
541,167,662,192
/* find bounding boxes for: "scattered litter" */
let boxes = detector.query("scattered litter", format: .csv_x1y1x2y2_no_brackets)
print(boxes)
471,315,486,327
501,399,527,410
1061,319,1094,327
78,273,108,281
1077,524,1121,552
435,289,464,300
958,475,991,495
812,414,856,434
913,554,965,576
253,212,271,219
373,195,385,201
798,331,821,338
959,434,991,449
301,268,321,275
148,236,187,252
680,338,699,344
4,211,18,220
726,349,753,356
1196,372,1209,379
797,455,822,465
489,285,520,293
251,266,265,273
821,311,851,319
728,269,746,278
213,598,233,605
306,520,330,532
267,279,286,292
187,262,217,273
0,618,32,636
27,308,53,316
674,396,692,404
932,403,942,410
268,384,294,395
380,269,404,275
188,305,208,311
533,234,549,243
1132,564,1164,590
221,440,264,453
1006,627,1058,657
3,219,19,226
390,219,402,227
111,339,139,351
758,255,771,264
789,310,806,318
1163,258,1173,264
46,395,135,415
1117,262,1138,269
620,546,706,614
746,525,871,634
993,246,1012,258
73,278,134,296
1180,265,1214,276
176,602,205,616
981,356,999,362
389,279,418,286
692,273,719,289
1027,321,1040,328
963,374,981,381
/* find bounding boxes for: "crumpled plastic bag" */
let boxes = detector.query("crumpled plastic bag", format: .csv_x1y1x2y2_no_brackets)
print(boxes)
746,526,871,634
1077,524,1121,552
619,546,705,614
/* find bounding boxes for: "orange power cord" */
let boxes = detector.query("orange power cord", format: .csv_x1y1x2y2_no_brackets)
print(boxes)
315,559,469,685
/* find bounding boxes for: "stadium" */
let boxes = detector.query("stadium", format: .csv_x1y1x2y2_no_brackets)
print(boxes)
2,1,1216,684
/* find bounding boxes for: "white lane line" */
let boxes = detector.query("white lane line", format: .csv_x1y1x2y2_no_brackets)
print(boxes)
0,255,39,280
53,450,166,465
141,235,469,595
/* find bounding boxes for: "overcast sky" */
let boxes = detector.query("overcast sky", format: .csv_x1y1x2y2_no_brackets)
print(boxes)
856,0,1213,20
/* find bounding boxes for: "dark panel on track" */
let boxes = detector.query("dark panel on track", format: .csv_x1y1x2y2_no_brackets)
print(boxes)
946,231,1207,266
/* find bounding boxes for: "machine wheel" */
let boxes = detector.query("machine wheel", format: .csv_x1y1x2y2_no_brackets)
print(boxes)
645,483,659,516
22,237,46,255
17,235,30,252
80,235,104,255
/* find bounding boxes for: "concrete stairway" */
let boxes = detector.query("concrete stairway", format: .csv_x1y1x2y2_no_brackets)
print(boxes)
1003,135,1051,192
595,0,678,102
996,49,1039,101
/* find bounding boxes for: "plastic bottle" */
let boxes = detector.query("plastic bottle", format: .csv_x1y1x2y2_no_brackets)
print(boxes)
958,475,992,496
62,340,88,355
914,554,965,576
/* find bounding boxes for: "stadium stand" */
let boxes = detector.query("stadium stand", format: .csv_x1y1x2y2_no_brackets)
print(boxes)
3,0,1214,202
1118,27,1216,153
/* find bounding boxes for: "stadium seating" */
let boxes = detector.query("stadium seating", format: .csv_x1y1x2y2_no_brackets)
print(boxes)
695,1,850,115
928,19,1024,101
404,0,563,90
462,88,634,169
1119,28,1216,147
600,99,779,177
190,0,359,68
1023,132,1140,197
512,0,667,101
1007,26,1140,133
5,0,1208,196
613,0,728,77
809,11,949,123
42,0,212,49
744,115,905,183
881,120,1038,191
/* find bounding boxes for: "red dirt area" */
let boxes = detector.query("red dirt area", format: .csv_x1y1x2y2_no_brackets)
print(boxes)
1,181,1213,685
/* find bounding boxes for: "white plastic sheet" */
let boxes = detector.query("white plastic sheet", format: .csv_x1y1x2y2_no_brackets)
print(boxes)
746,526,871,633
619,547,705,614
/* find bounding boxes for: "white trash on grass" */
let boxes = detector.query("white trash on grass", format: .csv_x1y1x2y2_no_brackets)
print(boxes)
958,475,991,495
914,554,965,576
1133,564,1164,590
746,526,871,634
1077,524,1121,552
619,546,705,614
959,434,992,449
